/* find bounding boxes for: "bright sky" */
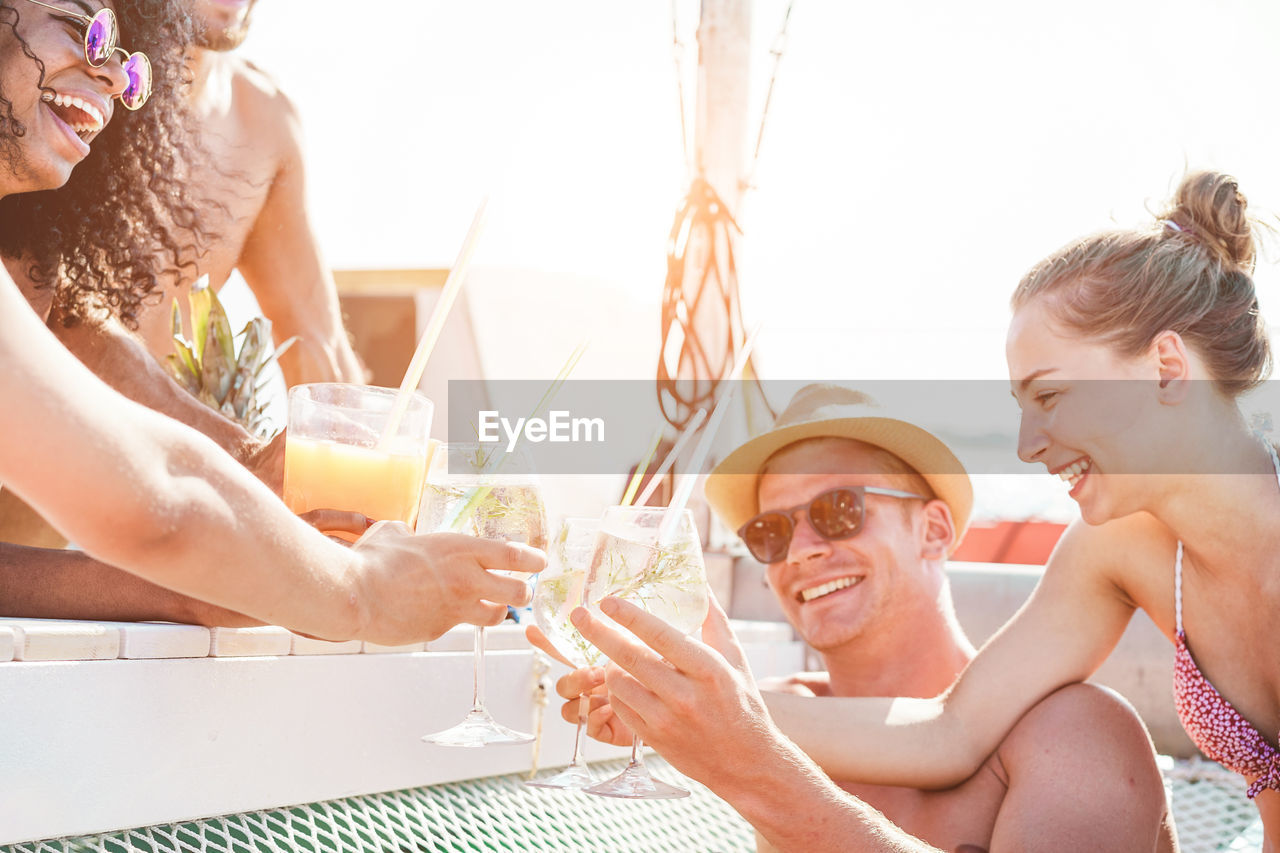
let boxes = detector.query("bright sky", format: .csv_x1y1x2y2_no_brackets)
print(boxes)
240,1,1280,521
244,0,1280,381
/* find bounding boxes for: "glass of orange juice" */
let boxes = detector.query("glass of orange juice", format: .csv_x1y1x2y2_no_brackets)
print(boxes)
283,383,434,539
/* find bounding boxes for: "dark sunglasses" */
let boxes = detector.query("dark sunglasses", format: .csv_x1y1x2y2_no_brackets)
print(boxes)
738,486,926,564
21,0,152,110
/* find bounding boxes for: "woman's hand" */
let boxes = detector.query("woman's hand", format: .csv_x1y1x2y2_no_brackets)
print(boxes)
525,623,632,746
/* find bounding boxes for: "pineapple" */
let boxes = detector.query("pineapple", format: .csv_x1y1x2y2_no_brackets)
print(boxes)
166,275,295,438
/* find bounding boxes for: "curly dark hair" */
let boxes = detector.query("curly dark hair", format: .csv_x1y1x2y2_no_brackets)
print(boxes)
0,0,216,329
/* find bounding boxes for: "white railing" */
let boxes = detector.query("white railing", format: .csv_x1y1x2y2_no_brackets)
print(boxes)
0,619,801,845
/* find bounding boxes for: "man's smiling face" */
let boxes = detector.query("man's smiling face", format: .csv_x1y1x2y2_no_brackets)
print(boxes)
756,437,937,652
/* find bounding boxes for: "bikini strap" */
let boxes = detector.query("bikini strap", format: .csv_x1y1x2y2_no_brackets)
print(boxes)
1263,436,1280,490
1175,541,1184,634
1175,438,1277,637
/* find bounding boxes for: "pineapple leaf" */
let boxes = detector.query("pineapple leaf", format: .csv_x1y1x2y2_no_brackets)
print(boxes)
228,366,255,420
259,334,297,379
189,274,212,363
205,290,237,369
164,351,199,393
170,298,183,341
169,344,198,381
238,319,270,374
165,272,290,438
199,338,234,404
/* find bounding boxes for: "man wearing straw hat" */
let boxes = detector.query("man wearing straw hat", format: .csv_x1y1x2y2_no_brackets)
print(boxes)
558,384,1173,852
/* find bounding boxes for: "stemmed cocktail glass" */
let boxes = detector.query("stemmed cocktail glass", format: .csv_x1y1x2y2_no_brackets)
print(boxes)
526,516,604,788
419,443,548,747
582,506,709,799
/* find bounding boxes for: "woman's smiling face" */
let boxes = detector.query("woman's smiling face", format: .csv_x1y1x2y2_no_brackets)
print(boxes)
1006,295,1172,524
0,0,129,194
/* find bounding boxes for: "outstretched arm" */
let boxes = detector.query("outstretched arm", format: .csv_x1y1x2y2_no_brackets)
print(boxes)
765,521,1138,788
0,269,541,644
238,92,364,386
46,306,283,490
0,258,282,548
573,597,944,853
0,543,260,626
0,511,371,626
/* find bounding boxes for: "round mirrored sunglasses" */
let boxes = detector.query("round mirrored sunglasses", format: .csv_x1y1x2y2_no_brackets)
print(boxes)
19,0,151,109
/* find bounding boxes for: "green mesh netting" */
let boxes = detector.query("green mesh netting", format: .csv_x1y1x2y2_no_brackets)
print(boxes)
5,757,1262,853
5,757,755,853
1165,760,1262,853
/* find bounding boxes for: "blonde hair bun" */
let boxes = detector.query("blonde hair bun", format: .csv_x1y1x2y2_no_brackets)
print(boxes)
1161,171,1256,272
1012,169,1271,396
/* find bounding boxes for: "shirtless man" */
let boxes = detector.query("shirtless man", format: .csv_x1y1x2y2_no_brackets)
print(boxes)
548,385,1175,852
128,0,362,385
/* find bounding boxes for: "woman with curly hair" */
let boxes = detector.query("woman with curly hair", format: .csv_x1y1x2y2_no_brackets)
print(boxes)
0,0,542,642
0,0,209,324
0,0,264,551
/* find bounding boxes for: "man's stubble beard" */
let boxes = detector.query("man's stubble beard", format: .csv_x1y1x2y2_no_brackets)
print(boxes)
196,24,250,52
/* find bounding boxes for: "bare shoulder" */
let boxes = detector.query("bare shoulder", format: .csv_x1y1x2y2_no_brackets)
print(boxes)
1045,514,1177,605
213,55,306,184
225,56,303,138
228,57,291,107
990,683,1172,848
1051,512,1172,567
1000,682,1158,776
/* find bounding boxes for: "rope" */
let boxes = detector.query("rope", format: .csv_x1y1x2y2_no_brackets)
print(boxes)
656,178,772,432
744,1,796,195
657,2,796,433
671,0,691,175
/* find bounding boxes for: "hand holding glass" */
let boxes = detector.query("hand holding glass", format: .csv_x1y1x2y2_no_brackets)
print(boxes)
583,506,709,799
419,443,548,747
526,517,604,788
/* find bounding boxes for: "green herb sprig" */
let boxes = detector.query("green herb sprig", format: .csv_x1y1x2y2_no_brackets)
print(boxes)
443,341,588,532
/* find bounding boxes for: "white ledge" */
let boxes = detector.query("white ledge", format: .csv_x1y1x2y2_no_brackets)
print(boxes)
0,620,800,844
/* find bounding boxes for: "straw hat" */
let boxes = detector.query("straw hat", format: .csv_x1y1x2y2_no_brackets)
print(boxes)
705,384,973,551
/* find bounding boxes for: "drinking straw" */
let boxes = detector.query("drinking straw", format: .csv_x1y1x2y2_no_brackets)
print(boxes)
620,425,666,509
424,437,442,473
657,324,762,544
442,340,589,532
633,408,708,508
522,340,590,441
378,199,489,450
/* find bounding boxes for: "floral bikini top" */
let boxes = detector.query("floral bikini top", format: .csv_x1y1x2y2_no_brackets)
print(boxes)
1172,439,1280,800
